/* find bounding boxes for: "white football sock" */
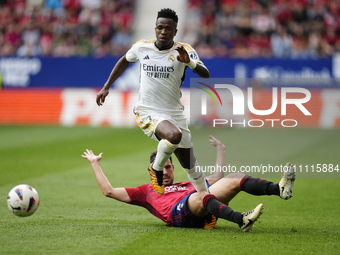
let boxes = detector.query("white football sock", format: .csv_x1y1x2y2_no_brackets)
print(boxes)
153,139,178,171
185,161,209,192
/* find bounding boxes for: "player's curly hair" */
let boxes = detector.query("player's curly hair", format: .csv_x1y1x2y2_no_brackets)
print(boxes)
150,151,173,164
157,8,178,23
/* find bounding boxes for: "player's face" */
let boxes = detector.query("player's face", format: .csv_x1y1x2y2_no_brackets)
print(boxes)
162,159,175,186
155,18,177,50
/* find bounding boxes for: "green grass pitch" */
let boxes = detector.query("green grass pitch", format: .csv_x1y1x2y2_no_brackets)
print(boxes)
0,126,339,255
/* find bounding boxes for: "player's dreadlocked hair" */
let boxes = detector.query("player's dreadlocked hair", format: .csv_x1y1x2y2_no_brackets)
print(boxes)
150,151,173,164
157,8,178,24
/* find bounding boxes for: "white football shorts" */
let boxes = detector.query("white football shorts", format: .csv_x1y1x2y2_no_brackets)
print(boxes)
134,108,193,149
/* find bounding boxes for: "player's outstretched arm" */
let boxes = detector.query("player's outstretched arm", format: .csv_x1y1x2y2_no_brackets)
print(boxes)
175,45,210,78
206,135,225,185
81,149,131,203
96,55,131,106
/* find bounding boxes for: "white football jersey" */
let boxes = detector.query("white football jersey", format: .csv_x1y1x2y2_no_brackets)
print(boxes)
125,39,205,114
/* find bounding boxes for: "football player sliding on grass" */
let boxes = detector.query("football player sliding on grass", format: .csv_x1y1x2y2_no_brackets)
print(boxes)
82,135,296,231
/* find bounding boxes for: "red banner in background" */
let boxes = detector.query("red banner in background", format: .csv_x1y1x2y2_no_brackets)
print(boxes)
0,88,339,128
0,89,63,124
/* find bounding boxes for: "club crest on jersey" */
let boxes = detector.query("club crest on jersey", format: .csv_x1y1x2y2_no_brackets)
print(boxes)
168,55,175,63
176,202,184,211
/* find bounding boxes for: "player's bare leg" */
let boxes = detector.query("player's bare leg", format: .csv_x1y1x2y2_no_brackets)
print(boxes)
208,173,244,204
187,179,242,220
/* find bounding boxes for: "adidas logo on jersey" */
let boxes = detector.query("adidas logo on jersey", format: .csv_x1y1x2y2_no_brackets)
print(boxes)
143,55,150,60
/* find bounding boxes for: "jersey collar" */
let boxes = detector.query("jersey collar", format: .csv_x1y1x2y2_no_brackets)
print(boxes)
153,41,174,52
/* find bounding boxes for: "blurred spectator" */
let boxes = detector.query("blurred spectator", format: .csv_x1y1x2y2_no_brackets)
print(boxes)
112,5,134,30
251,5,276,34
26,0,44,9
64,0,81,12
52,32,76,57
80,0,101,10
111,26,132,57
234,4,252,35
16,41,41,57
4,23,21,49
247,31,271,57
93,41,111,58
270,25,293,58
231,32,250,58
307,31,322,58
290,0,308,24
39,23,54,56
290,35,309,59
197,6,217,46
21,19,40,46
78,7,101,35
216,0,237,50
323,1,339,29
274,0,293,26
195,43,217,58
44,0,63,13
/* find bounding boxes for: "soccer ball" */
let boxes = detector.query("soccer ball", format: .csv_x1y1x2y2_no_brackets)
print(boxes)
7,184,40,217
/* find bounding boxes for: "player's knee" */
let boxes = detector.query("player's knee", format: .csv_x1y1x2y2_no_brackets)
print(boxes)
165,129,182,144
226,173,245,191
196,192,210,211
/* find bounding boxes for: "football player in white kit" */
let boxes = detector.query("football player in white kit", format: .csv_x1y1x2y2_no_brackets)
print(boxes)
96,8,210,195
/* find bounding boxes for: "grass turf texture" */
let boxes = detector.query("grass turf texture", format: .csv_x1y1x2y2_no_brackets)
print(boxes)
0,126,339,255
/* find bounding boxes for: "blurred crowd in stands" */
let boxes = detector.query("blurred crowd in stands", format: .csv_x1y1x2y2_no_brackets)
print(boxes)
184,0,340,58
0,0,339,59
0,0,135,57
